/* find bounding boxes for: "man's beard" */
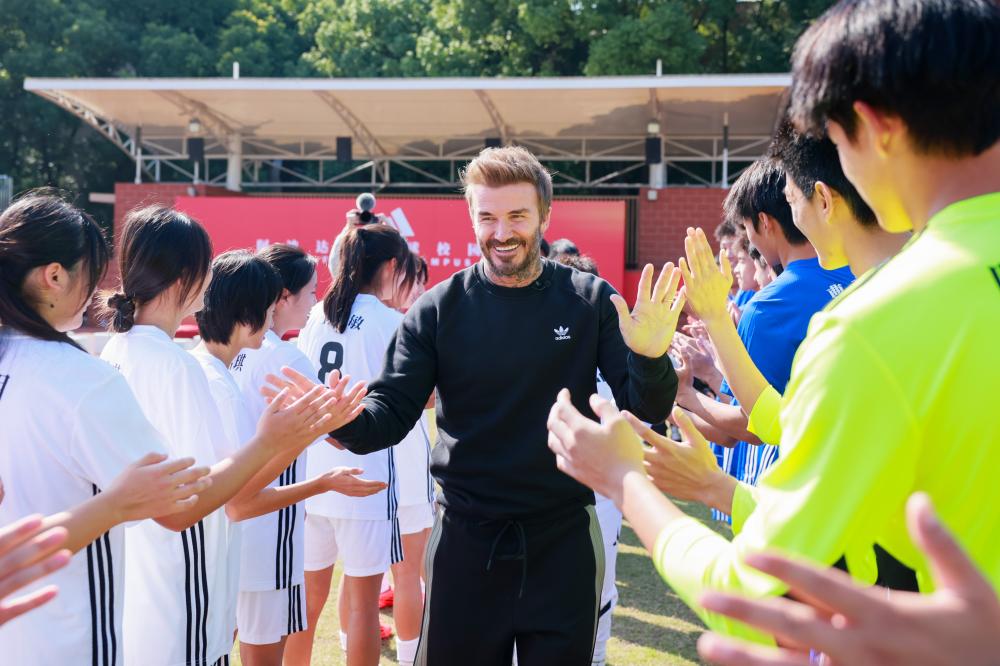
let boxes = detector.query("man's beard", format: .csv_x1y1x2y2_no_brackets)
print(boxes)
480,227,543,282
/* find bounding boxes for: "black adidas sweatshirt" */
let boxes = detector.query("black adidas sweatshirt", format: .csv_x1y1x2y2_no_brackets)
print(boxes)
331,259,678,520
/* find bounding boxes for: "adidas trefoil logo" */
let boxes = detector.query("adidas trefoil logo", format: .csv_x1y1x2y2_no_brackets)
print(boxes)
554,326,571,341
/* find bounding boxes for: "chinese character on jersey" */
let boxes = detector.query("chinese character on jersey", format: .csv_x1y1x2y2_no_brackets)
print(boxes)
347,315,364,331
231,353,246,373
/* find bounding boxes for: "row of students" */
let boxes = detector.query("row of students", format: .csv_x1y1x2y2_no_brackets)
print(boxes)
546,0,1000,663
0,198,375,665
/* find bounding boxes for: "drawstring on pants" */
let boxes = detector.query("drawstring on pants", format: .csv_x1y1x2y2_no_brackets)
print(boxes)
484,520,528,598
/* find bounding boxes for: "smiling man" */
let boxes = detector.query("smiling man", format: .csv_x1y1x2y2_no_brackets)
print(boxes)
316,146,684,666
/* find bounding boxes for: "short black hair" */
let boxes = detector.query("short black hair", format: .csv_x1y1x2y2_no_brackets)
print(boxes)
724,160,807,245
770,118,878,228
196,250,281,345
256,243,317,295
555,253,600,277
549,238,580,257
789,0,1000,157
714,219,738,241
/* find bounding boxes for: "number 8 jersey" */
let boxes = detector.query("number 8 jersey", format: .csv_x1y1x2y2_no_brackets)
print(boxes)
297,296,398,521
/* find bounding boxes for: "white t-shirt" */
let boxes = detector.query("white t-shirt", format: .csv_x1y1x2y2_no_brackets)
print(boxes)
230,331,310,592
101,326,232,666
0,334,167,666
297,297,398,520
190,347,248,644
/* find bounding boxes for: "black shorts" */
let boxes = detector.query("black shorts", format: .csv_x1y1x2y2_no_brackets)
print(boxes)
416,504,604,666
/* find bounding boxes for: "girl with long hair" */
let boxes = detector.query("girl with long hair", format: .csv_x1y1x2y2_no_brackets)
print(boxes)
289,224,415,666
99,206,344,666
0,193,211,665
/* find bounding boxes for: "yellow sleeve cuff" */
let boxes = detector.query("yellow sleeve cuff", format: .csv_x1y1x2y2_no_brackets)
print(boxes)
747,385,783,444
731,482,759,535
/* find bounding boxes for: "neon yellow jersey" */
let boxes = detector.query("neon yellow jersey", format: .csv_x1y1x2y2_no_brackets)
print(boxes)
654,192,1000,643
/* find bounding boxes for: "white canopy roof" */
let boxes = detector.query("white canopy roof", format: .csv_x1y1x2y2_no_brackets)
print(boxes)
25,75,788,162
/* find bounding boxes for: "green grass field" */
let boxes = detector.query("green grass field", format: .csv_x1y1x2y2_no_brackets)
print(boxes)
232,501,729,665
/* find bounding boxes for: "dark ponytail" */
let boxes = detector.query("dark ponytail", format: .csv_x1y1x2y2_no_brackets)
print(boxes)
323,224,411,332
0,192,109,356
100,205,213,332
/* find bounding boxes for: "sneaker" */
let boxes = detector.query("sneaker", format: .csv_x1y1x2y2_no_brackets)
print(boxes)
380,623,394,641
379,586,394,609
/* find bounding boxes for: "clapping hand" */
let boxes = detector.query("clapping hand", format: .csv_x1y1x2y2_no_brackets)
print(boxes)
680,227,734,325
611,263,686,359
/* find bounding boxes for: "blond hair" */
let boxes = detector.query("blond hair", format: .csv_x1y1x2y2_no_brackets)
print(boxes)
460,146,553,218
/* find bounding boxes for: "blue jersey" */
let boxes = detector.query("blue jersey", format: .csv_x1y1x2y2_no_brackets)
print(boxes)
719,258,854,501
733,289,756,309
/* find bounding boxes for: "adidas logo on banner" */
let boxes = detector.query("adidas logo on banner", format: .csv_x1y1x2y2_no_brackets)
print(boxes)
554,326,571,341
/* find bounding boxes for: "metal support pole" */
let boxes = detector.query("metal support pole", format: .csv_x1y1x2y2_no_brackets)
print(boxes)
721,112,730,188
226,134,242,191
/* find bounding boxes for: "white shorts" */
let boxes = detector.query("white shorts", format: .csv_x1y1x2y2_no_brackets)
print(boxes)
397,502,434,535
236,585,307,646
303,514,398,577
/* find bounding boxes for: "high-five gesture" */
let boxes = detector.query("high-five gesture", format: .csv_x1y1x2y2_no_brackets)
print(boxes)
611,262,685,359
679,227,733,324
262,367,367,433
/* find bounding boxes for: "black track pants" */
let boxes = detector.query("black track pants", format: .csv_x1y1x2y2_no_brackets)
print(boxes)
415,505,604,666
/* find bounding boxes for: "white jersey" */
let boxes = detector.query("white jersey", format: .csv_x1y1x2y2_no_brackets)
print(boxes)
191,347,248,645
101,326,232,666
297,297,398,520
396,410,434,507
0,334,166,666
230,331,310,592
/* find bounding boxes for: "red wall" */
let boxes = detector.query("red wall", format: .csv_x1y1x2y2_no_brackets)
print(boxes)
636,187,727,268
111,183,729,305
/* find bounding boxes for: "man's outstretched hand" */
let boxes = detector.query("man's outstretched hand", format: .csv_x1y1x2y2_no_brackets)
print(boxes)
611,263,685,359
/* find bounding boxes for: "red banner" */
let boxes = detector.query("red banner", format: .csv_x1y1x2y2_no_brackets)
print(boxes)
173,196,626,297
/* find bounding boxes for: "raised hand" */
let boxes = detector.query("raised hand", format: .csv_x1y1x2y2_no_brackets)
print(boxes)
0,515,71,626
631,408,734,512
546,389,646,505
321,467,388,497
256,384,338,451
105,452,212,521
697,493,1000,666
611,262,685,359
262,366,367,433
679,227,734,324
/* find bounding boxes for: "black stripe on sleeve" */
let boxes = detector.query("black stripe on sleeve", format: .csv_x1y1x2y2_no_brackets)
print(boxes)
87,541,99,666
181,528,194,666
94,529,109,666
103,532,117,666
197,520,209,666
